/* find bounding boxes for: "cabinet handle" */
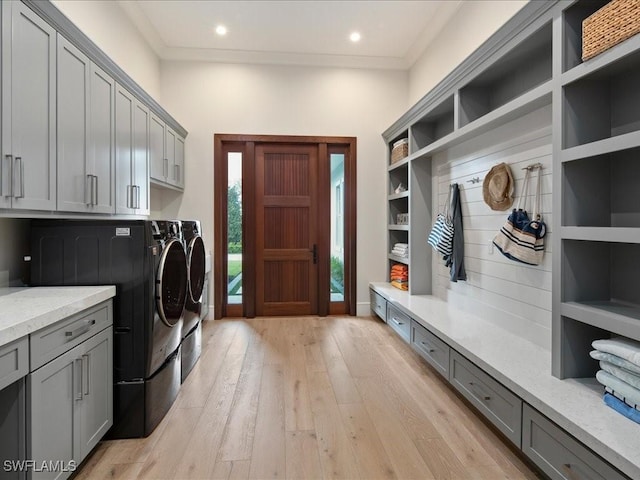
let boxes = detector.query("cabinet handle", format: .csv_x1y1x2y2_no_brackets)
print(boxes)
93,175,98,206
391,317,404,326
127,185,132,209
174,164,178,182
561,463,581,480
14,157,24,199
83,353,90,395
177,165,180,183
86,174,93,205
65,319,96,339
75,358,83,401
135,185,141,209
3,154,12,197
164,158,169,178
468,381,491,401
420,342,435,353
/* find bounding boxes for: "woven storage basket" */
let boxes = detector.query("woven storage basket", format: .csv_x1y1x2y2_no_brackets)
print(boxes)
582,0,640,61
391,139,408,164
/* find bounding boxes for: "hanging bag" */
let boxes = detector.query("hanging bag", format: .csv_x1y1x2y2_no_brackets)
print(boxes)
493,165,546,266
427,184,454,256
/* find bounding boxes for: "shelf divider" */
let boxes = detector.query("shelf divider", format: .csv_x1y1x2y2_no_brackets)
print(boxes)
560,227,640,243
561,301,640,343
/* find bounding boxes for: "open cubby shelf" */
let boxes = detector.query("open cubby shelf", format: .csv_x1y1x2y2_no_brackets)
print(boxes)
562,0,610,72
562,146,640,227
410,96,455,151
563,58,640,148
562,301,640,341
388,254,409,265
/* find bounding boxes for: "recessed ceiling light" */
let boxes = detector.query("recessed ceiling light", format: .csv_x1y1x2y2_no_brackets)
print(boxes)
350,32,361,42
215,25,227,36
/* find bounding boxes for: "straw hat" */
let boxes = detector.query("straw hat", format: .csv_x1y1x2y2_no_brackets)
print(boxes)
483,163,514,211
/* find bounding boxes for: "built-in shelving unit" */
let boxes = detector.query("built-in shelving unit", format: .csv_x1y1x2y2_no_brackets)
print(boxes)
378,0,640,477
554,0,640,380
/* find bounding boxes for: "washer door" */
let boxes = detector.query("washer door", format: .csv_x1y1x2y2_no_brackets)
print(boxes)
187,235,206,303
156,238,188,327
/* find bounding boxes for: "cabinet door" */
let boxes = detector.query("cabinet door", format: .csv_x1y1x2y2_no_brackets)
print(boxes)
115,84,134,215
175,135,185,189
77,328,112,460
165,126,177,185
2,1,56,211
89,64,116,214
56,35,90,213
133,100,150,215
28,345,79,480
149,114,166,182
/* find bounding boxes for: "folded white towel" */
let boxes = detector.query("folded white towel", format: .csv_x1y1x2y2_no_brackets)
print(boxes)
593,337,640,368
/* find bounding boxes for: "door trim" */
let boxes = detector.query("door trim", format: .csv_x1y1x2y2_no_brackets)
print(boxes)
214,134,357,318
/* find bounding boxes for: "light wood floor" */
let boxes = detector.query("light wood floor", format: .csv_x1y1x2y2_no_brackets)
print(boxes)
75,316,541,480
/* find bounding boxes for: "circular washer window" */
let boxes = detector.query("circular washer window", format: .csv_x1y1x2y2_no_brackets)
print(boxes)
187,235,206,303
156,238,188,327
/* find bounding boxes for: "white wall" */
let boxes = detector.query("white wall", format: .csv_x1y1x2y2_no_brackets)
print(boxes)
51,0,161,100
408,0,527,105
157,61,408,314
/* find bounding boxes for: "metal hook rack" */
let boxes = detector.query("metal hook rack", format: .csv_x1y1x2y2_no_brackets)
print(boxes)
466,177,481,184
522,163,543,171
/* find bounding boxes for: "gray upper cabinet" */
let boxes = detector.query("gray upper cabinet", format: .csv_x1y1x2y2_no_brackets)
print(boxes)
58,39,116,215
56,35,90,213
149,113,185,190
89,63,116,213
149,113,166,183
1,0,56,211
115,84,149,215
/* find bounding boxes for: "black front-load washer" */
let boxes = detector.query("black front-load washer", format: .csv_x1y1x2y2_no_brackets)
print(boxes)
180,219,206,382
30,220,187,438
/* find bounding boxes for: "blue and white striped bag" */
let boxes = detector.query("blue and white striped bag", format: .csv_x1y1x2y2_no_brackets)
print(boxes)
427,185,454,256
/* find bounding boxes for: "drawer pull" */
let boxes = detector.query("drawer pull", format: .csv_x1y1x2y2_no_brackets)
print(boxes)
468,381,491,401
391,317,404,326
65,319,96,339
562,463,580,480
419,341,435,353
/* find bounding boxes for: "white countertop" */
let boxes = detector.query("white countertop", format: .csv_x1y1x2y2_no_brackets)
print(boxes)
0,286,116,347
370,282,640,479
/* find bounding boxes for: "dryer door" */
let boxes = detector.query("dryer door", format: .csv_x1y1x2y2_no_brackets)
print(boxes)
157,238,188,327
187,235,206,303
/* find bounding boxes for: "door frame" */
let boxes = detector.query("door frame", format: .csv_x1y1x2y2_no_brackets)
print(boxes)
214,134,357,318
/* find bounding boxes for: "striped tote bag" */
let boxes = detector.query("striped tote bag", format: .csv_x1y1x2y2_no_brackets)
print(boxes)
427,185,454,256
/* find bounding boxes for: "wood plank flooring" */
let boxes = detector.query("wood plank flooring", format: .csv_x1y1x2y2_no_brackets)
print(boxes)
75,316,542,480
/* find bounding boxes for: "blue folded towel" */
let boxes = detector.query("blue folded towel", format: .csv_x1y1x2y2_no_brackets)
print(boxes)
604,392,640,424
590,350,640,375
592,337,640,368
605,387,640,411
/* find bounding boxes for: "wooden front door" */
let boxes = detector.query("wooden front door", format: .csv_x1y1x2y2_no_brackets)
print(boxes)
255,144,318,316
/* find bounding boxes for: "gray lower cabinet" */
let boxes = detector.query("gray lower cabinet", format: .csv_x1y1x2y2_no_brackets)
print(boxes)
0,338,29,480
27,302,113,480
57,34,115,214
115,84,149,215
522,404,628,480
386,304,411,342
1,0,56,211
411,321,449,378
449,350,522,446
369,289,387,321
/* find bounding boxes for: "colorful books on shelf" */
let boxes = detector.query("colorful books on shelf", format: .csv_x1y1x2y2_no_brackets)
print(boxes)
390,263,408,291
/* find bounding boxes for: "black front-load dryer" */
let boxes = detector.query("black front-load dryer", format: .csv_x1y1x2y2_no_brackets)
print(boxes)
30,219,187,438
180,220,206,382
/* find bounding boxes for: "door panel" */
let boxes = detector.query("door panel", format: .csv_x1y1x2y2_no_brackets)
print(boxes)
133,101,150,214
256,144,318,316
115,85,133,214
149,114,166,182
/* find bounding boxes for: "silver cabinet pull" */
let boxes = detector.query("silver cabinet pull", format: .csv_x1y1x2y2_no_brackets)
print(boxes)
127,185,131,209
65,319,95,339
14,157,24,199
420,342,435,353
391,317,404,326
164,158,169,178
177,165,180,183
86,174,93,205
93,175,98,206
174,164,178,182
75,358,83,401
3,154,12,197
83,353,90,395
135,185,140,209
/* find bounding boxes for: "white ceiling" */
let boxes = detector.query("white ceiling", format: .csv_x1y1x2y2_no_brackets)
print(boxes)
118,0,463,69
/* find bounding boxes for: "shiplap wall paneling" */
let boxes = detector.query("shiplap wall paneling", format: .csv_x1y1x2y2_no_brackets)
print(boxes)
431,106,552,349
